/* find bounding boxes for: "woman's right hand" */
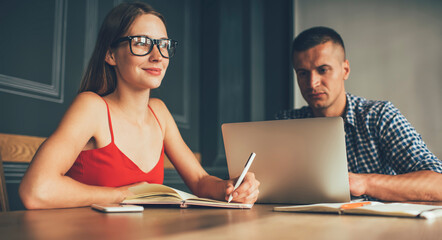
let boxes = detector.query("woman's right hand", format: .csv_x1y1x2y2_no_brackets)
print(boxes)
225,172,260,204
117,182,149,200
117,182,149,203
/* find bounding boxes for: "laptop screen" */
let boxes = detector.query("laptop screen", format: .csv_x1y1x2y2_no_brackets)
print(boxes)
222,117,350,204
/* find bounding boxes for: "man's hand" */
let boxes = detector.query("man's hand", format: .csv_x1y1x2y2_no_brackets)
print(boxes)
348,172,367,197
348,171,442,201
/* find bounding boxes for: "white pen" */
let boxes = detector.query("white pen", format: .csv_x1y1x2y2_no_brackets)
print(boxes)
228,152,256,203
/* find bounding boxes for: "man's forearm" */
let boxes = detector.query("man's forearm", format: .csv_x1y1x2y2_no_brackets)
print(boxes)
350,170,442,201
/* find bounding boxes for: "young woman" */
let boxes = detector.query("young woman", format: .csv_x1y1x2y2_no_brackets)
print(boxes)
19,2,259,209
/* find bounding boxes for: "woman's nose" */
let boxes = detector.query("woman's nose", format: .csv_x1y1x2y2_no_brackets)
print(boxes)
148,45,163,62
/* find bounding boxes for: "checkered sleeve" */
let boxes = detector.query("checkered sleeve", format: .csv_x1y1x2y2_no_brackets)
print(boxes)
377,102,442,173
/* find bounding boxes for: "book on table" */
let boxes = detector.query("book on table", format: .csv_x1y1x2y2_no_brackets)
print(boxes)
273,201,442,219
121,184,253,209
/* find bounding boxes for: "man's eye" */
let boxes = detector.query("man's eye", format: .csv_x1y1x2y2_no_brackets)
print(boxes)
318,68,328,74
297,71,307,77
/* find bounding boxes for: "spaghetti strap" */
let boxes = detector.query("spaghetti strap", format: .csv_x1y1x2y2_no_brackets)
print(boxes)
100,97,115,142
148,105,163,131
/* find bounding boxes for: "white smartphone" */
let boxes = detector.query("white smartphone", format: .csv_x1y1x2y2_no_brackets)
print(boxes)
91,204,144,213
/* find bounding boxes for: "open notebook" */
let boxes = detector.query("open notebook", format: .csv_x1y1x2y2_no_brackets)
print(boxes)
121,184,253,209
274,202,442,219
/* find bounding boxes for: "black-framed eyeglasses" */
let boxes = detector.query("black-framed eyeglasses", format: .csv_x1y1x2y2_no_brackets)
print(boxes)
112,35,177,58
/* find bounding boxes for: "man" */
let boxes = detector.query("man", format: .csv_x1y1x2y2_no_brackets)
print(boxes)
277,26,442,201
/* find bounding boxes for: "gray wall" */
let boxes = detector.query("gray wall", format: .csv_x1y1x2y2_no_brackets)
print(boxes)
293,0,442,158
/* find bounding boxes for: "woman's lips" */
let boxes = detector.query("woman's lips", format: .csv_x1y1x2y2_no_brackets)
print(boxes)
145,68,161,76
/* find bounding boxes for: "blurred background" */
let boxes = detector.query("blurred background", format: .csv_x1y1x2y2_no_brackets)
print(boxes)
0,0,440,210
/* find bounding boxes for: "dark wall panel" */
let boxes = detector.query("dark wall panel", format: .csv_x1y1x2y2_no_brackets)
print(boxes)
0,0,83,137
200,0,293,168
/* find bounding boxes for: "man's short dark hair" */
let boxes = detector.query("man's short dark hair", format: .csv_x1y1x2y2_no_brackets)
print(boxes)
292,26,345,59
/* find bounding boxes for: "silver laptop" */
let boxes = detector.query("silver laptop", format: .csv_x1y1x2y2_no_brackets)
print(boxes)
222,117,350,204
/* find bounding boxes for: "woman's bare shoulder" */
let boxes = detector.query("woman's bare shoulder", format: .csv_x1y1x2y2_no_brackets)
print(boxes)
70,92,107,113
148,98,173,127
59,92,107,128
149,98,169,114
49,92,108,150
75,91,104,104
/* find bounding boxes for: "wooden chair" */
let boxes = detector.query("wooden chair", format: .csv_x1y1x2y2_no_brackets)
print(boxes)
0,133,46,212
0,154,9,212
0,133,46,164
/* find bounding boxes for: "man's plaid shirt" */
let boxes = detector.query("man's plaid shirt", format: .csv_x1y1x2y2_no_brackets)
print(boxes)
276,93,442,175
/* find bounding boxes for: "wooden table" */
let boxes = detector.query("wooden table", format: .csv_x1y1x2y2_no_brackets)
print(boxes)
1,204,441,240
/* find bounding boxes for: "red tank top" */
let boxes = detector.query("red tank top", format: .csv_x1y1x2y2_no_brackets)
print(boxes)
66,99,164,187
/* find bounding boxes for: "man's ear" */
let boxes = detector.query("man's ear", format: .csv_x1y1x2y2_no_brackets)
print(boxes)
343,59,350,81
105,50,116,66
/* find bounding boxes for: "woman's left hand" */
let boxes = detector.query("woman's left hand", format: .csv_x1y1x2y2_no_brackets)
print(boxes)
225,172,260,204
